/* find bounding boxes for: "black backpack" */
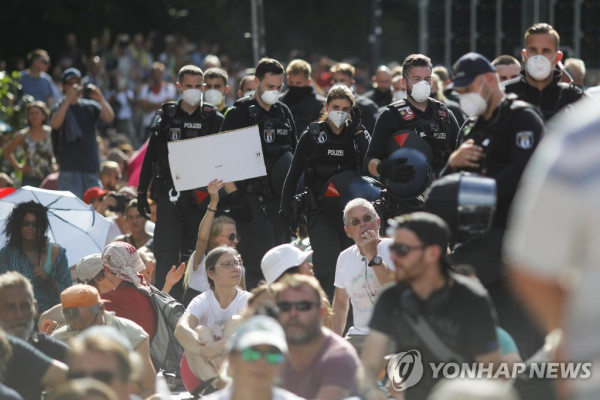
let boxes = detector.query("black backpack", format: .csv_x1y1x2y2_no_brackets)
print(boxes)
145,285,185,373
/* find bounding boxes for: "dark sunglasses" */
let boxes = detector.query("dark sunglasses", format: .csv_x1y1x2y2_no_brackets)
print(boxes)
348,214,374,227
21,220,37,228
68,370,116,384
220,233,242,242
62,307,81,320
241,348,284,365
62,304,101,321
277,301,320,313
389,242,426,257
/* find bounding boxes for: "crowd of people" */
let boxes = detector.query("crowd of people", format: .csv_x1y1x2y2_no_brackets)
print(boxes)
0,21,598,400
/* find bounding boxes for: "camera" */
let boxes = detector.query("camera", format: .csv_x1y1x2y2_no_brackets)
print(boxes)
108,193,129,214
82,84,93,98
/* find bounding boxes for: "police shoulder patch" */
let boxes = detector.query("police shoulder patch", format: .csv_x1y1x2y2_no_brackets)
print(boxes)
399,106,415,121
515,131,534,149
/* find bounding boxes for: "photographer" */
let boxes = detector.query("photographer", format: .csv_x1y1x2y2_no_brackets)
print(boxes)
83,186,132,243
50,67,114,199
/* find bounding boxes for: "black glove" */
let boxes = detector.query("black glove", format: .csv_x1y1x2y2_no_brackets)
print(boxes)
377,158,416,183
137,191,151,220
347,105,362,132
226,191,252,222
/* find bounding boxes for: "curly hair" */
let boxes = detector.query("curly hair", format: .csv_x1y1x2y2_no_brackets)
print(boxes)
4,201,49,253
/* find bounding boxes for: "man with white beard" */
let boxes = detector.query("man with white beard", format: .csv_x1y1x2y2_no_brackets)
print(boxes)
0,271,69,361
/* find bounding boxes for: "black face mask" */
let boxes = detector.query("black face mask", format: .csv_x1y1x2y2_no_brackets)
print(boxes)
284,86,312,103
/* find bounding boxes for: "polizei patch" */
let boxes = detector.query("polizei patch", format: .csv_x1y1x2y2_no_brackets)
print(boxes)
516,131,534,149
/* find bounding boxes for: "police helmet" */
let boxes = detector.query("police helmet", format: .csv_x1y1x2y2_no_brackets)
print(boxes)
320,170,381,215
270,151,293,196
385,129,434,161
383,148,433,200
424,172,496,243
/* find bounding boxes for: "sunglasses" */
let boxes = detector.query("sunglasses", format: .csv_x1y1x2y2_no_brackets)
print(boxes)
62,304,101,321
277,301,320,313
389,242,426,257
241,348,284,365
68,370,117,384
21,220,37,228
348,214,374,227
220,233,242,242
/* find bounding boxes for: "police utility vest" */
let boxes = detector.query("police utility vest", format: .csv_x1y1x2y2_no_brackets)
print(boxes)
306,121,361,192
153,101,218,181
458,94,536,176
388,98,454,172
247,102,294,175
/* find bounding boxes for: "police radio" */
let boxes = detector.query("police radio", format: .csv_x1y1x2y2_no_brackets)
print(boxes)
248,104,258,120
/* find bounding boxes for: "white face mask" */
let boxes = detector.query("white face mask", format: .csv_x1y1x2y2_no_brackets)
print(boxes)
328,110,349,128
393,90,407,101
182,89,202,106
203,89,223,105
260,84,280,105
458,82,488,118
526,54,554,81
243,90,255,98
409,80,431,103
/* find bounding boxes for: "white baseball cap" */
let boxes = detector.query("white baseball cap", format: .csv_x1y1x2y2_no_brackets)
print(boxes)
261,244,313,284
75,253,103,283
227,315,288,354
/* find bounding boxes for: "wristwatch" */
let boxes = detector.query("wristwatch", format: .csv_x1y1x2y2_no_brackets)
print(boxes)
368,255,383,267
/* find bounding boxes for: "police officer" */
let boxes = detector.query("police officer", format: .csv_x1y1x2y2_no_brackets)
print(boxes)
220,58,297,290
443,52,544,230
280,85,371,299
365,54,459,228
504,23,584,121
440,52,545,358
366,54,459,180
137,65,224,301
330,63,379,135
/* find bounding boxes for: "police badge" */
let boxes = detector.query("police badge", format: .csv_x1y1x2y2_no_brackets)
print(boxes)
169,128,181,141
264,121,275,143
516,131,534,149
264,129,275,143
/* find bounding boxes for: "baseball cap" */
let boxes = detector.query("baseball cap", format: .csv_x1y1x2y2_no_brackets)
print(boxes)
61,67,82,83
388,211,452,268
61,284,106,309
83,187,108,205
76,253,103,283
261,244,313,284
447,52,496,90
227,315,288,354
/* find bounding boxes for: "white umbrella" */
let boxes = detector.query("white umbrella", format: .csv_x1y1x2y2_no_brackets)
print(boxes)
0,186,111,266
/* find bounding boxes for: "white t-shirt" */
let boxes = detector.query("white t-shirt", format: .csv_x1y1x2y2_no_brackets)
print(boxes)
139,82,177,128
204,386,304,400
187,250,210,293
334,238,394,335
186,288,250,339
504,98,600,395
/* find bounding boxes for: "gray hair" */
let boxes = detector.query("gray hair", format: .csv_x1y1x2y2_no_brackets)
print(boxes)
342,198,378,226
